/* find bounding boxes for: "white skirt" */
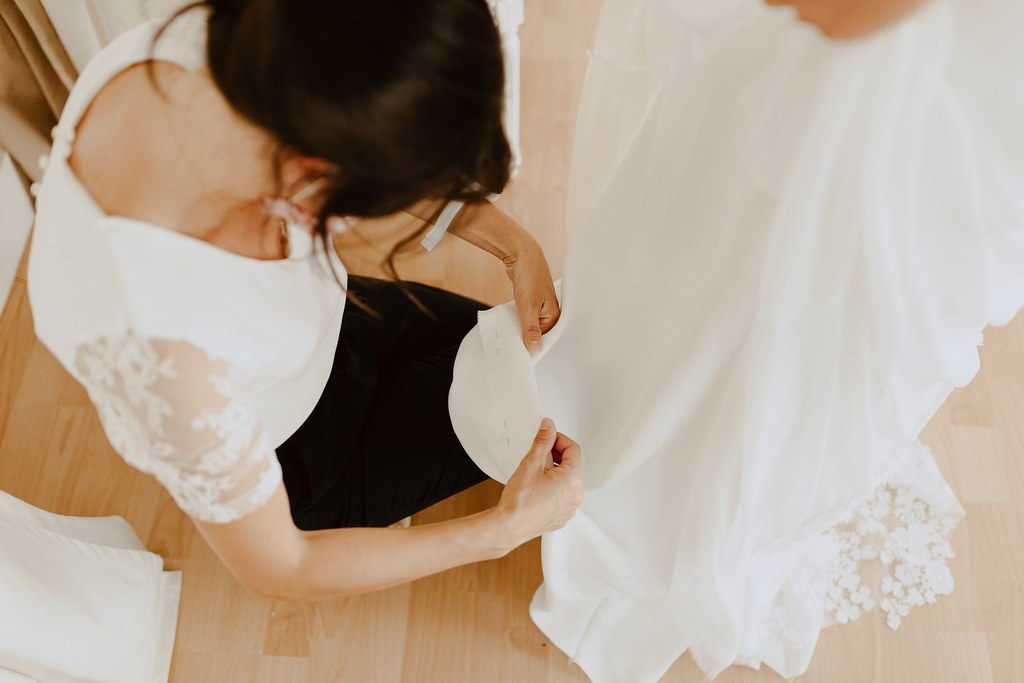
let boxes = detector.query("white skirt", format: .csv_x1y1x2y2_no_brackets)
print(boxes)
450,0,1024,680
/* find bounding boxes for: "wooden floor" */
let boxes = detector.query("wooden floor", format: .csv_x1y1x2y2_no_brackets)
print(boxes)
2,1,1023,681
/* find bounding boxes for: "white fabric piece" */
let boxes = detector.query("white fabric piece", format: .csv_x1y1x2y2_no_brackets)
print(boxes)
0,668,38,683
0,491,181,683
27,14,347,523
450,0,1024,680
487,0,525,174
420,199,465,251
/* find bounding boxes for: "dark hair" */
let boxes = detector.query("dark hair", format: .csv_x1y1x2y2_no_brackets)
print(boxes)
159,0,510,274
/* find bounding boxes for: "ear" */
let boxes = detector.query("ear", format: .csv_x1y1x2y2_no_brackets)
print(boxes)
279,153,338,189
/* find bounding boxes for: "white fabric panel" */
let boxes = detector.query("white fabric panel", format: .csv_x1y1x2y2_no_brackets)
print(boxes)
450,0,1024,680
488,0,525,174
0,491,181,683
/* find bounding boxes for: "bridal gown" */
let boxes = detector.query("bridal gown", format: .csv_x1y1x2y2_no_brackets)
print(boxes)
448,0,1024,680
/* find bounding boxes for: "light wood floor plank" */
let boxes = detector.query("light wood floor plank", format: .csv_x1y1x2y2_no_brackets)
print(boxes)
2,1,1022,681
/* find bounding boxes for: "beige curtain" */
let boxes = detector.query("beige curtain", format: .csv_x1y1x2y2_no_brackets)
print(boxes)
0,0,76,183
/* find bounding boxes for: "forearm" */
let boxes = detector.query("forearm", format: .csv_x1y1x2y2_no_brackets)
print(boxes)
199,421,581,601
404,198,536,264
291,509,516,600
415,198,559,351
197,486,524,602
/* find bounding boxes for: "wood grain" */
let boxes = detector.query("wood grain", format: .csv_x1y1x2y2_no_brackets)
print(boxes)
1,1,1022,681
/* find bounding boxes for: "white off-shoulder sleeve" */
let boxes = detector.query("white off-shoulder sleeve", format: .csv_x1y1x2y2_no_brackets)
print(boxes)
73,332,282,524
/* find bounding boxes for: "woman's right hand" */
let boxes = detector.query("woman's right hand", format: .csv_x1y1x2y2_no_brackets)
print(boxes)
493,418,583,547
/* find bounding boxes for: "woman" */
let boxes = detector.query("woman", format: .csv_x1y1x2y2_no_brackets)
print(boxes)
27,0,582,600
450,0,1024,680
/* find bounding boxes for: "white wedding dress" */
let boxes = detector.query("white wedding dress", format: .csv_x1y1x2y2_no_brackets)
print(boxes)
449,0,1024,680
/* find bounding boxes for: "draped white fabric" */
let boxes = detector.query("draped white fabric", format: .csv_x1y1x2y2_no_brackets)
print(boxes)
449,0,1024,680
0,491,180,682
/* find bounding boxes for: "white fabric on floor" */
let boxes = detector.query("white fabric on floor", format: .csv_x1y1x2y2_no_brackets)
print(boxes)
449,0,1024,680
0,491,181,683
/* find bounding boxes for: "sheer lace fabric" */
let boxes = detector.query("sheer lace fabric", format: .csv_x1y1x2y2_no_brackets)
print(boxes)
737,443,964,675
74,333,281,523
823,444,961,631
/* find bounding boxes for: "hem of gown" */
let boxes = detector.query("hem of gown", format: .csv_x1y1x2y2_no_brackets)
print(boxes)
453,295,982,681
530,438,964,683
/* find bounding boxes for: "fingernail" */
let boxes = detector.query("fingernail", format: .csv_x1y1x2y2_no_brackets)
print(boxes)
540,418,553,431
529,339,542,354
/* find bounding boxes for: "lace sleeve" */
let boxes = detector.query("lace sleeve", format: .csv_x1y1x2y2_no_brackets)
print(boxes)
73,333,282,524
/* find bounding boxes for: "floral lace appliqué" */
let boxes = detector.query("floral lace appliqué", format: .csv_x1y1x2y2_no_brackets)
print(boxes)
747,442,963,672
75,333,281,523
823,444,961,630
75,334,178,466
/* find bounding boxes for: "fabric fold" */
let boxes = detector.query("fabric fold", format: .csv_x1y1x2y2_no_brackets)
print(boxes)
0,491,181,683
449,0,1023,679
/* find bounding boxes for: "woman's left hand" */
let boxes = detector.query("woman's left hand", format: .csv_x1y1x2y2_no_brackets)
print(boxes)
443,200,560,353
503,239,560,354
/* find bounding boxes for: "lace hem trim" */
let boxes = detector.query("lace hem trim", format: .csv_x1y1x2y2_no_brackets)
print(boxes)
720,442,963,676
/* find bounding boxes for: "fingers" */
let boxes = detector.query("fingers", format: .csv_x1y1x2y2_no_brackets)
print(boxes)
525,418,557,468
518,303,544,354
551,432,581,470
522,326,543,355
552,433,584,518
518,296,561,354
537,298,561,334
502,420,583,538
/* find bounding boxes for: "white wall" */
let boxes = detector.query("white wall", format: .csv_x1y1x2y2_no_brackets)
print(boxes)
0,154,34,310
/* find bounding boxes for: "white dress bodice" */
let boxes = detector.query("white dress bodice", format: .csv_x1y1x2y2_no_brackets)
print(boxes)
28,14,347,523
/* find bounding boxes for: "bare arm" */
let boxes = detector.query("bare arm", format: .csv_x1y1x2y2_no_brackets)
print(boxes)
405,199,561,353
194,421,582,601
403,198,534,261
68,231,575,603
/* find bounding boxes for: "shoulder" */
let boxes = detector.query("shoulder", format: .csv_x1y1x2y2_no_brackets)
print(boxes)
68,62,188,222
63,12,209,225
